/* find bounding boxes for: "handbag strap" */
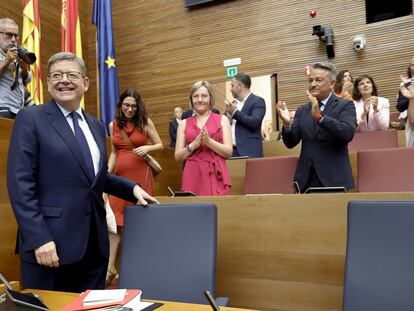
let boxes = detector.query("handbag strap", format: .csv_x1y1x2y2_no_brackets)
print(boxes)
120,129,136,149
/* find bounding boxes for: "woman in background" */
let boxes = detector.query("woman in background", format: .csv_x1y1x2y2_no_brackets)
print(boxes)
334,70,354,100
175,80,232,196
106,88,163,284
352,75,390,131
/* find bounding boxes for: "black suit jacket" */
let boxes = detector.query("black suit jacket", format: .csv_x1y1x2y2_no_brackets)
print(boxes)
169,118,179,148
282,94,357,190
233,93,266,158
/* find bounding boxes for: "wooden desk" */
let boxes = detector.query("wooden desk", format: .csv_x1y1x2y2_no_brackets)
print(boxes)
22,289,258,311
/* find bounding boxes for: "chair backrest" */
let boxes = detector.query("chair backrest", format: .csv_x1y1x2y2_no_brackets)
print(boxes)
243,156,298,194
389,111,400,123
357,147,414,192
118,203,217,304
343,201,414,311
348,129,398,152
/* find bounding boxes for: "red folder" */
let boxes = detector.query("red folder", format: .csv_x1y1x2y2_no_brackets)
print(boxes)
60,289,141,311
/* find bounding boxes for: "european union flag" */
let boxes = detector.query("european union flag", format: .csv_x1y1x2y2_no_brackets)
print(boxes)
92,0,119,135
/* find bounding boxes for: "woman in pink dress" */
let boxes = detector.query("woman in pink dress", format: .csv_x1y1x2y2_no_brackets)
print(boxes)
175,80,232,195
106,88,163,284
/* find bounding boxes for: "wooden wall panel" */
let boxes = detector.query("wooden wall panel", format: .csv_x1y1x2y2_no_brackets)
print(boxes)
84,0,414,146
3,0,414,146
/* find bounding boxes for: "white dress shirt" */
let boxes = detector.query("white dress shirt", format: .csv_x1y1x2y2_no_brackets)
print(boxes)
57,103,101,176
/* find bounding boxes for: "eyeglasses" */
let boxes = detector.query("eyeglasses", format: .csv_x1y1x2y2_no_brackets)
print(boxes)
122,103,138,110
48,71,84,82
0,31,20,40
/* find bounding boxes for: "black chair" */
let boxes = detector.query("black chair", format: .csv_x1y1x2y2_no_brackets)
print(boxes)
118,203,228,305
343,201,414,311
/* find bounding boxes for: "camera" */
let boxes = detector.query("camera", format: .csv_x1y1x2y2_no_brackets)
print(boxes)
7,44,37,65
352,35,366,51
17,45,37,64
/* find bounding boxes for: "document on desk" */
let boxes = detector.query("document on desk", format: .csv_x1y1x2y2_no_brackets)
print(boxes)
83,289,126,306
60,289,142,311
123,296,163,310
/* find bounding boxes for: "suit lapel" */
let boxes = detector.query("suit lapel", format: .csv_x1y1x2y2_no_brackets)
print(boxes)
45,100,94,183
313,94,340,137
323,94,339,116
241,93,254,113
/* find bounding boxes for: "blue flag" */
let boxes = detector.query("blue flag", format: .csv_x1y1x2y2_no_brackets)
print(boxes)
92,0,119,135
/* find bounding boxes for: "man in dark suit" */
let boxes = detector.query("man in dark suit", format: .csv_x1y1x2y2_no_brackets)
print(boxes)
277,62,357,193
7,52,158,292
225,73,266,158
169,106,182,148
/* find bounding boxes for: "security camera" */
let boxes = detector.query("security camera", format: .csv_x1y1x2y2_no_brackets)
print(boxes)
352,35,366,51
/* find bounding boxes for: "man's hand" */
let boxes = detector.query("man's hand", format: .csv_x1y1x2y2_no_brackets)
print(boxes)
224,110,233,123
34,241,59,268
5,46,18,65
133,185,159,206
276,101,291,127
306,90,320,118
224,99,237,115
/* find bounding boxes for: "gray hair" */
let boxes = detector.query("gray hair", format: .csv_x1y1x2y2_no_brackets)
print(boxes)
47,52,86,76
0,18,18,31
311,62,337,81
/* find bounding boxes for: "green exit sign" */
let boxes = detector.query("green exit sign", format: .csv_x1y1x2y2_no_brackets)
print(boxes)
226,66,238,78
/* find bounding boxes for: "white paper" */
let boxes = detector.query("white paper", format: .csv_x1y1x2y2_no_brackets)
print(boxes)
124,296,155,311
83,289,126,306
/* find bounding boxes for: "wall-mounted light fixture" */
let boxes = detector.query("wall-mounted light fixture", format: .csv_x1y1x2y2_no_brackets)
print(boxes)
352,34,366,51
312,25,335,59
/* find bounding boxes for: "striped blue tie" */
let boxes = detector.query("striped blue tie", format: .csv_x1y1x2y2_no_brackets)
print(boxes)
70,112,95,180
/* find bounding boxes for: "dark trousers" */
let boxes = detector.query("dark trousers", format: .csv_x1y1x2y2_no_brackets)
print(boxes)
20,216,107,293
300,165,323,193
232,146,241,157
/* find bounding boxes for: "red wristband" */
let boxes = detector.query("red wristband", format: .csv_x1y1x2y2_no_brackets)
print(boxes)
314,112,323,122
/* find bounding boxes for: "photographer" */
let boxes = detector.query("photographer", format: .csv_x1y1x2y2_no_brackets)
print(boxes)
0,18,31,119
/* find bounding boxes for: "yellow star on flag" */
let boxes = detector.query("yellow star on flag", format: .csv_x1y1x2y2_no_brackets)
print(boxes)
105,56,116,69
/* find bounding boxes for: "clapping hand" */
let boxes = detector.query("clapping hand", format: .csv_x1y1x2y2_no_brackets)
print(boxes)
276,101,291,127
342,81,353,94
224,99,237,115
191,132,203,150
363,97,371,114
400,75,414,99
306,90,320,118
200,126,210,145
370,96,379,113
